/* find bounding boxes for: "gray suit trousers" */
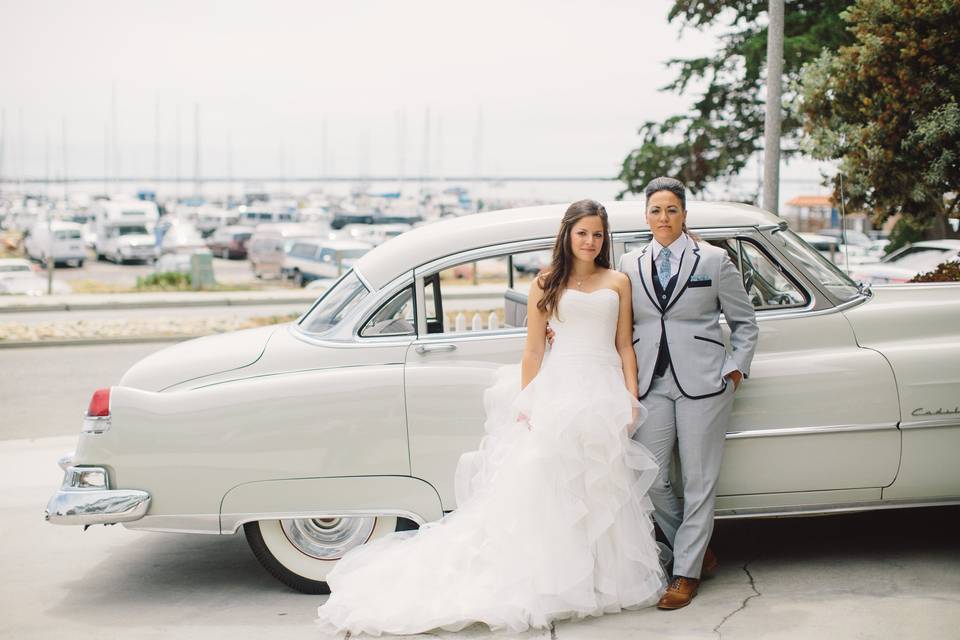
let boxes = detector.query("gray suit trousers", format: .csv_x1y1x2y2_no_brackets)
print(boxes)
634,367,735,578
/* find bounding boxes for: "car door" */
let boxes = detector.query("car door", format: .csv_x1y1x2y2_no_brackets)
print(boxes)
616,228,901,502
403,241,550,509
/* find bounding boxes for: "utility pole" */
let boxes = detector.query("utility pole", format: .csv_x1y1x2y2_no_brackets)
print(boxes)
0,108,6,194
62,116,68,202
111,83,119,188
473,105,483,181
762,0,785,215
175,106,181,199
194,102,201,198
154,93,161,184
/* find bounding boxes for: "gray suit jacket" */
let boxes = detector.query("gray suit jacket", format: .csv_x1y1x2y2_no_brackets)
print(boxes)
619,236,759,399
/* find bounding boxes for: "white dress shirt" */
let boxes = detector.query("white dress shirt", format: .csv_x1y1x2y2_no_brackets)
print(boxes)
650,233,689,278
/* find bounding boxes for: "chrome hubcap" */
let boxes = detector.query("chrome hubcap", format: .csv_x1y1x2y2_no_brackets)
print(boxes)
280,516,377,560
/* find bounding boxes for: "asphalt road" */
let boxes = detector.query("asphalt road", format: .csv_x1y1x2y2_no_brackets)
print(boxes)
0,342,169,440
38,253,273,287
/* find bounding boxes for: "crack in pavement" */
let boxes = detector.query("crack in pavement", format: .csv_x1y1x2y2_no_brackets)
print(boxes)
713,557,762,640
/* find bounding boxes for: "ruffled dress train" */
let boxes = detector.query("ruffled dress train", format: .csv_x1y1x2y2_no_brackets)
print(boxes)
316,289,664,636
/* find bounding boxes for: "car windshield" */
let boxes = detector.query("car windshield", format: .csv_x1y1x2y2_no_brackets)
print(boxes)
55,230,82,240
883,246,950,270
299,271,370,334
770,229,861,302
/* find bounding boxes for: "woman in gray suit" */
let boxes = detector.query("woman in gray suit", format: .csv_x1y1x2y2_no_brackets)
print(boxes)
618,177,759,609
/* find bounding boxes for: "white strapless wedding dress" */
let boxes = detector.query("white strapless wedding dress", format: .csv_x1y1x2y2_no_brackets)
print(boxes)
316,288,664,636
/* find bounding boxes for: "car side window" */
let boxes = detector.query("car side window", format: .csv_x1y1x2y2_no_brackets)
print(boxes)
708,238,807,310
424,248,551,334
360,286,416,337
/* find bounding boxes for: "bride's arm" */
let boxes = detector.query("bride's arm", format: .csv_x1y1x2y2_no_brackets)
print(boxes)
614,272,639,398
521,277,548,390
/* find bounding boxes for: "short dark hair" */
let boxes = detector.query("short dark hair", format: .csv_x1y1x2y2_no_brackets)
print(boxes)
644,177,686,210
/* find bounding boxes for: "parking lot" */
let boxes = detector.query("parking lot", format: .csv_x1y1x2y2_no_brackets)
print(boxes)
38,252,277,289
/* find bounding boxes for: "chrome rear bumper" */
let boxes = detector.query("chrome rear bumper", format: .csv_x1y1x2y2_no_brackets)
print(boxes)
45,457,150,526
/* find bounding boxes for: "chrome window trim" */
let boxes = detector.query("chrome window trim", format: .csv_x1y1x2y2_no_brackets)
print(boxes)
414,237,556,279
292,271,414,345
357,283,417,340
354,268,374,292
726,421,898,440
222,508,428,534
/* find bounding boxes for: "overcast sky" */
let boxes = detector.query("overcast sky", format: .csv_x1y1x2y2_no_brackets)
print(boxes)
0,0,820,183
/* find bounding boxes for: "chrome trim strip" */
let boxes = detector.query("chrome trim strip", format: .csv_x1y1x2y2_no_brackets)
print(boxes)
900,418,959,430
715,496,960,519
414,328,527,344
725,422,898,439
123,514,222,535
221,508,429,534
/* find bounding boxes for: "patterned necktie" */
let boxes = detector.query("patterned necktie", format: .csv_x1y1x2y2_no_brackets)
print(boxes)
657,247,672,289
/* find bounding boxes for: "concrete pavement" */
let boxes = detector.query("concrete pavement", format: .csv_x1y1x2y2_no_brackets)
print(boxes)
5,435,959,640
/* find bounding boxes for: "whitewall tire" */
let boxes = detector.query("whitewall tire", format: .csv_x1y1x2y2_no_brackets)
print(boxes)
244,516,399,594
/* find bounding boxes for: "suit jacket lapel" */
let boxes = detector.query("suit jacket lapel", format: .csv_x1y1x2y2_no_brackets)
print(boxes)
665,239,701,311
637,245,662,312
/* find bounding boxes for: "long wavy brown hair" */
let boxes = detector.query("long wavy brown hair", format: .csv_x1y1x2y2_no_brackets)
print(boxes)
537,199,611,318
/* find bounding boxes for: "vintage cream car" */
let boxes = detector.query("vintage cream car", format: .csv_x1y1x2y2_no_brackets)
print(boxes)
45,202,960,593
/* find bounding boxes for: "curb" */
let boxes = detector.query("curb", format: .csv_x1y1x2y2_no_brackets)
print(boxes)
0,335,201,349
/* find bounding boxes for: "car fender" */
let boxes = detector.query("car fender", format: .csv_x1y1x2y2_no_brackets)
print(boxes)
219,475,444,534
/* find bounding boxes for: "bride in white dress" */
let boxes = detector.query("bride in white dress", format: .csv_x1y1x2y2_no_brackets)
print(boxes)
317,200,665,636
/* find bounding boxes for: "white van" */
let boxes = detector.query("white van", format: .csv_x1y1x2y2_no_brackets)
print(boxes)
24,220,87,267
236,206,296,227
90,199,160,264
247,223,330,279
283,237,372,287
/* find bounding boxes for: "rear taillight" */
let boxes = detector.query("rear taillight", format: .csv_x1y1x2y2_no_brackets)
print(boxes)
83,388,112,434
87,388,111,417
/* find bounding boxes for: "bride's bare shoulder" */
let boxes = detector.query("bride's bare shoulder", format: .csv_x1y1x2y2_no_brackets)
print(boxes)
602,268,630,293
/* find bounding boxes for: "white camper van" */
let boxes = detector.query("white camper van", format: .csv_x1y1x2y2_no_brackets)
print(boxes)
90,199,160,264
24,220,87,267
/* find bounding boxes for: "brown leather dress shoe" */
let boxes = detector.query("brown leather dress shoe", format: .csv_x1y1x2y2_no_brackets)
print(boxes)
702,546,719,578
657,576,700,610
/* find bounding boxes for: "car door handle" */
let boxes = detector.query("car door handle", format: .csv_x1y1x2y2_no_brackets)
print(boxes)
415,344,457,354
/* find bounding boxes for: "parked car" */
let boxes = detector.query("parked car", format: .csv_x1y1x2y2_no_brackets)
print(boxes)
337,223,412,246
247,223,330,279
206,225,255,260
236,206,296,227
45,202,960,595
283,237,372,286
24,220,87,267
851,240,960,284
0,258,71,295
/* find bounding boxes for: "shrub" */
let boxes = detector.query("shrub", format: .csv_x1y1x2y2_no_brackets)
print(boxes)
910,262,960,283
136,271,192,290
